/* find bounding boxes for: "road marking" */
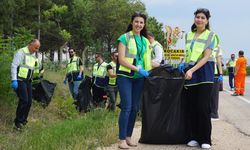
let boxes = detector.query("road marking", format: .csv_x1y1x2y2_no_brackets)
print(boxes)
224,89,250,104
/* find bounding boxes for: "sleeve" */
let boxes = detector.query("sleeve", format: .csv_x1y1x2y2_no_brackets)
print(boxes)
152,45,163,63
106,64,112,71
206,38,215,50
78,57,83,66
11,51,24,80
117,34,127,46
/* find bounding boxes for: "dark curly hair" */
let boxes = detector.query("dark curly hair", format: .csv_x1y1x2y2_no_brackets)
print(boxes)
191,8,211,32
126,11,148,37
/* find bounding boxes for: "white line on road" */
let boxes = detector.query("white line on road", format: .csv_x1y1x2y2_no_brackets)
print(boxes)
224,89,250,104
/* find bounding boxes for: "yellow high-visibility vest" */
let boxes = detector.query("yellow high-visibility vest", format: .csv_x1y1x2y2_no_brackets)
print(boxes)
17,46,36,80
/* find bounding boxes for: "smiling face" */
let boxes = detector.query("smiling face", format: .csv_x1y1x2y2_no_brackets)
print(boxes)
132,16,145,35
194,12,208,31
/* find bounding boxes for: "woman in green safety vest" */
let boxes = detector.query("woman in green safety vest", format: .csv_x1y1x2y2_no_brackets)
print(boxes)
178,8,218,149
116,11,152,149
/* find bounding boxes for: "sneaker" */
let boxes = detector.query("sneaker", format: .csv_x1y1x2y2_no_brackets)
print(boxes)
239,94,244,96
14,123,22,130
187,140,199,147
211,118,220,121
201,143,211,149
231,93,239,96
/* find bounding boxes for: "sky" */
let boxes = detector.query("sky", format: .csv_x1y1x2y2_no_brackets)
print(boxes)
141,0,250,62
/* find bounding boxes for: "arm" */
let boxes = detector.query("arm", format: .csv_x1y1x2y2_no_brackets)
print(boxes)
107,69,117,78
234,63,240,76
185,48,212,80
151,45,163,68
216,56,223,75
107,65,116,78
118,42,139,72
11,51,23,80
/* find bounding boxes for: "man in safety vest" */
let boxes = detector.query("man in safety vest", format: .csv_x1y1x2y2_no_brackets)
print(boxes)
106,51,118,111
147,31,164,68
232,50,247,96
64,48,84,101
11,39,40,130
92,52,108,107
226,54,236,90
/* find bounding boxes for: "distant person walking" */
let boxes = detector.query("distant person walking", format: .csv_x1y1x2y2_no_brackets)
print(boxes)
116,11,151,149
226,54,236,90
64,48,84,102
232,50,247,96
11,39,40,130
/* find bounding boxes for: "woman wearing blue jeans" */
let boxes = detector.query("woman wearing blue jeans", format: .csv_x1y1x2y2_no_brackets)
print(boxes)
116,12,152,149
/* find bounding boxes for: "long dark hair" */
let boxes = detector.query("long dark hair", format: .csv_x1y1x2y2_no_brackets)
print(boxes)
191,8,211,32
126,11,148,37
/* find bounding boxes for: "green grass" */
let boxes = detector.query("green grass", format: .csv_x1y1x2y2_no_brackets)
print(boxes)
0,68,119,150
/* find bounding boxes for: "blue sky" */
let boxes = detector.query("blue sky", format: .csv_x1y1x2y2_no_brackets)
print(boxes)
141,0,250,62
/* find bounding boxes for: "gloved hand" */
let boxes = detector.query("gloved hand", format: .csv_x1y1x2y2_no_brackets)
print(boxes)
217,74,223,82
11,80,18,90
178,63,185,73
77,73,82,80
138,68,149,77
63,79,67,85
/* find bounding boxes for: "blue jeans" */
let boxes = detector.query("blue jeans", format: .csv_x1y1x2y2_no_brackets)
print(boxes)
68,81,81,100
229,72,234,89
15,80,32,125
117,76,144,140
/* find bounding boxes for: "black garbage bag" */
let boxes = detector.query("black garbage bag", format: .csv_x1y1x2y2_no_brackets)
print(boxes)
139,65,188,144
75,75,93,112
32,79,56,107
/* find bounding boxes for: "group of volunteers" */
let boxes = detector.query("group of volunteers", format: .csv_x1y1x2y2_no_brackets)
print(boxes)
10,7,247,150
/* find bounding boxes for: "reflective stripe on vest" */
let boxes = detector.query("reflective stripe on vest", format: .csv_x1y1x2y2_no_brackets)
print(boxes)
151,41,163,59
118,31,152,75
17,47,36,79
108,61,116,85
67,56,80,74
185,30,215,65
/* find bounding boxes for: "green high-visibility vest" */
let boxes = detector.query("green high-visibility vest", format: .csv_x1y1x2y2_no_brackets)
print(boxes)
66,56,80,74
185,29,216,65
108,61,117,86
17,46,36,80
228,60,236,67
117,31,152,76
151,41,163,59
93,62,108,78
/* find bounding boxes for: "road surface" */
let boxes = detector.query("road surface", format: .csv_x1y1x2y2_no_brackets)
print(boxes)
101,76,250,150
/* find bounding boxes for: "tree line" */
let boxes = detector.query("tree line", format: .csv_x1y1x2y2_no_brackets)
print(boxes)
0,0,164,62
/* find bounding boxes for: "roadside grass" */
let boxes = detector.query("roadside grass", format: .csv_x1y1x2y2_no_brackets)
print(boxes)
0,69,119,150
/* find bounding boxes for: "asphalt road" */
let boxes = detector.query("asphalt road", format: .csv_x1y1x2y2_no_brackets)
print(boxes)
102,76,250,150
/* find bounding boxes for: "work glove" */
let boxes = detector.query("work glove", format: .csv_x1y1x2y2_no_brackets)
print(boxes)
63,79,67,85
138,68,149,77
77,73,83,80
178,63,185,73
11,80,18,90
217,75,223,82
